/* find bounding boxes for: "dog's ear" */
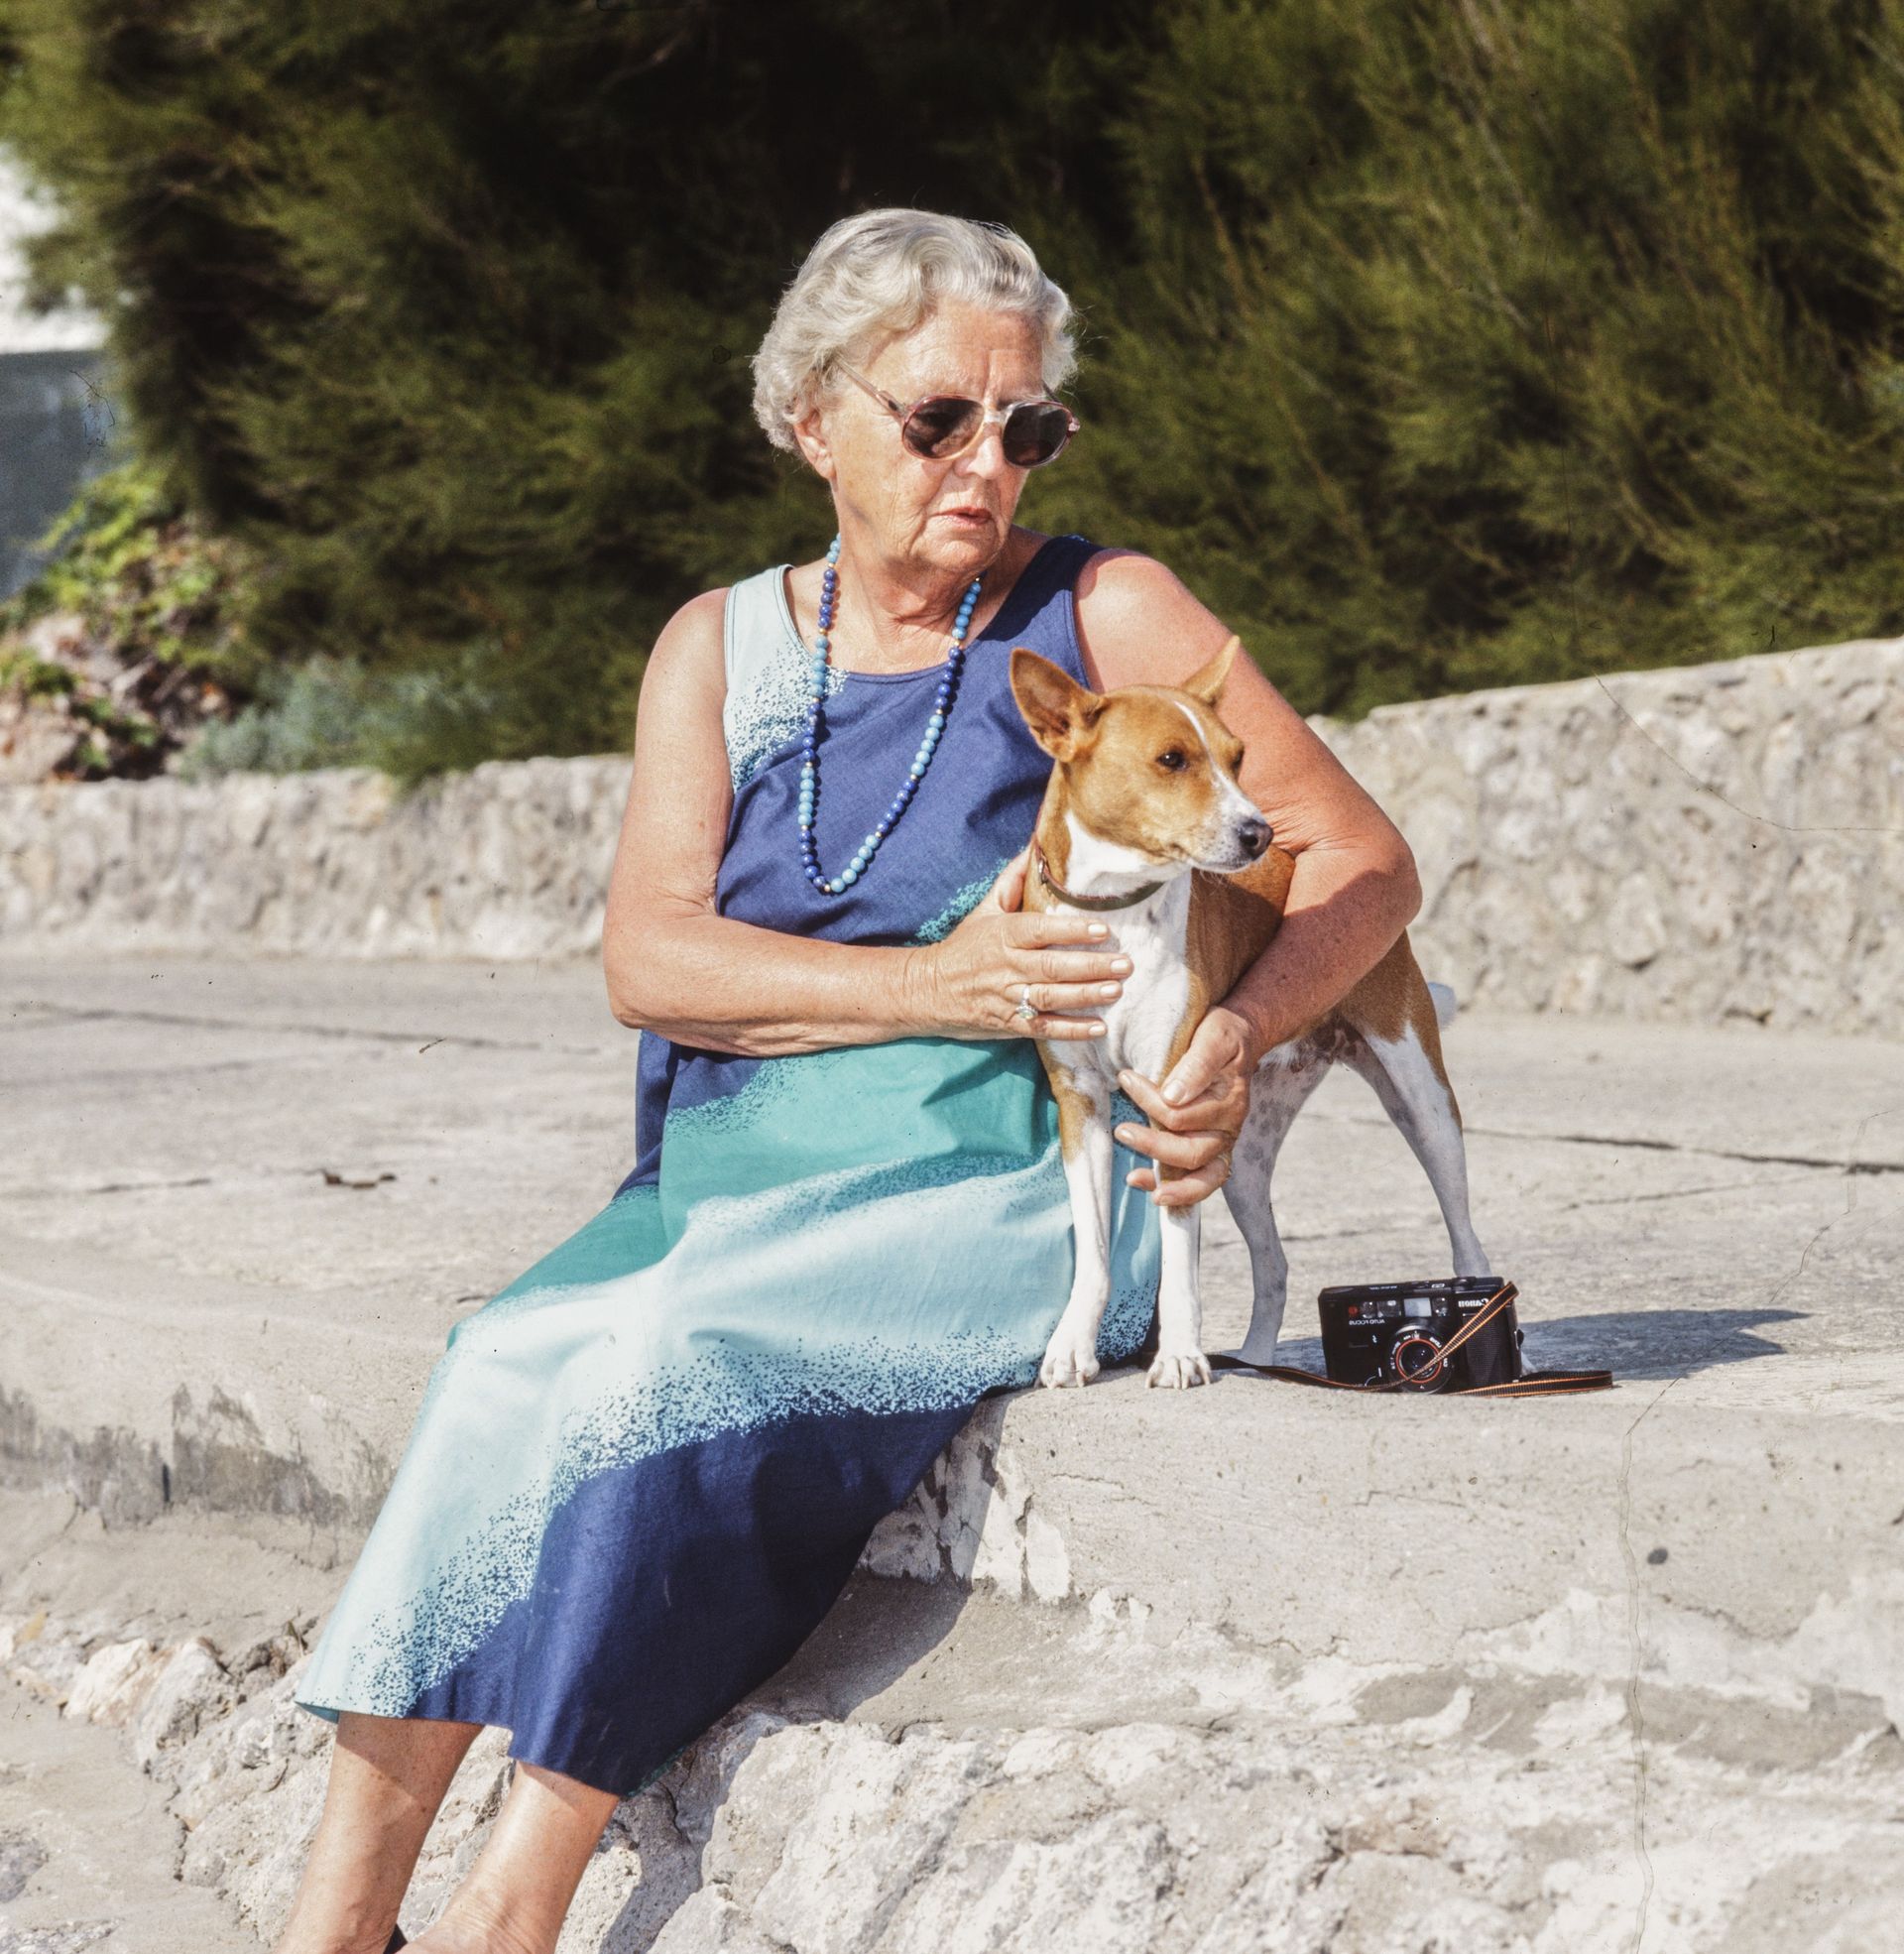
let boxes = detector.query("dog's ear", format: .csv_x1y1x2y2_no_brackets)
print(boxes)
1180,634,1243,706
1011,648,1104,761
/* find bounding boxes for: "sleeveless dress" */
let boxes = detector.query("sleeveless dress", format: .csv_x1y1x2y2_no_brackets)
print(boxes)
294,532,1161,1796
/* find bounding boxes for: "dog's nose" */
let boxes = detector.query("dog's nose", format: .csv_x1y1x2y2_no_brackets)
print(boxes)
1238,818,1272,859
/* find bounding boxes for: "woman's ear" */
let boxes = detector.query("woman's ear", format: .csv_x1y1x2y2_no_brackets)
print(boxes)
788,390,837,483
1010,648,1103,761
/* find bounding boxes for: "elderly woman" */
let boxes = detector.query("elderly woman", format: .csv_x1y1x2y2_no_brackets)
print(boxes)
280,208,1419,1954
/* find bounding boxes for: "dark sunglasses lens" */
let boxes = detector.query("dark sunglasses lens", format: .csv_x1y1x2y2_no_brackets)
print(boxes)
1003,402,1072,467
902,399,984,458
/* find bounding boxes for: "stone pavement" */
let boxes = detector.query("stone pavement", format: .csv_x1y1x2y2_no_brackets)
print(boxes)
2,950,1902,1952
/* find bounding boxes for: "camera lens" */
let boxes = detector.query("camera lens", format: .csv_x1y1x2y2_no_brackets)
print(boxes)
1389,1332,1446,1391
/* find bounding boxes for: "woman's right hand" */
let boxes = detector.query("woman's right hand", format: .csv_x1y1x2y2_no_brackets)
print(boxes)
899,846,1132,1040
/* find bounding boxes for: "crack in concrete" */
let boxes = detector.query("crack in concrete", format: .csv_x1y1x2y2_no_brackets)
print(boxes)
0,1161,373,1198
1241,1166,1820,1246
0,1174,217,1198
1272,1167,1854,1237
1555,1170,1822,1214
16,1055,316,1090
1761,1105,1900,1317
1613,1091,1904,1951
1594,671,1904,837
1614,1369,1681,1954
1308,1108,1904,1176
8,999,612,1058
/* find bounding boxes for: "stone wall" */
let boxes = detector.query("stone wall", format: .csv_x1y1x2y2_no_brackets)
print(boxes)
0,754,631,961
1324,634,1903,1034
3,635,1899,1034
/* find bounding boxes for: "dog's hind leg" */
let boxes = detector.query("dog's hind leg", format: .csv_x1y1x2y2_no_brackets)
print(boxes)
1222,1043,1331,1365
1341,1014,1491,1281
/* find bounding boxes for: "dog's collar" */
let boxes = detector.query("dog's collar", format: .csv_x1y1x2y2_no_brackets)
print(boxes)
1030,837,1165,912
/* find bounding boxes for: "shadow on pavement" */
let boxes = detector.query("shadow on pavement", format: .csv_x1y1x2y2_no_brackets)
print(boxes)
1172,1309,1805,1388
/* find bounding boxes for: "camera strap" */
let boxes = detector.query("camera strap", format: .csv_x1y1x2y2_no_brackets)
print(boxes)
1206,1282,1616,1397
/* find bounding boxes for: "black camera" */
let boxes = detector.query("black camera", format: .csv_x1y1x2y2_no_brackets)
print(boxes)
1317,1277,1525,1392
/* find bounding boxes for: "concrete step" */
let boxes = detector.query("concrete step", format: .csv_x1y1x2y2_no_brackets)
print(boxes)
5,1482,1901,1954
4,952,1903,1950
4,951,1900,1666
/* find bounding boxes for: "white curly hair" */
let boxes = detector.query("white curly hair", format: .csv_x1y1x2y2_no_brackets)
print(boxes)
750,207,1080,456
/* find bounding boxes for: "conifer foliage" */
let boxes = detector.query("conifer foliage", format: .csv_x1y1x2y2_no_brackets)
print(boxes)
2,0,1900,770
1053,0,1904,713
0,0,1151,766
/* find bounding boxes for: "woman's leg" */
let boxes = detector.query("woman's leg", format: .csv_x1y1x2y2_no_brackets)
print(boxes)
410,1759,621,1954
276,1711,482,1954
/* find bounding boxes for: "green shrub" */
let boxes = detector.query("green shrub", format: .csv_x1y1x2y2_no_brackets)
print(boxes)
0,0,1147,775
1,459,265,691
3,0,1900,768
0,460,269,777
171,646,507,789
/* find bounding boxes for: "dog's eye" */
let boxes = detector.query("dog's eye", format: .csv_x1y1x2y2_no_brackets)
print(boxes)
1157,749,1187,771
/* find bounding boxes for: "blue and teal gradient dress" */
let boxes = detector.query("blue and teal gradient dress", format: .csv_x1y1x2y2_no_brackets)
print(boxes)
295,532,1160,1794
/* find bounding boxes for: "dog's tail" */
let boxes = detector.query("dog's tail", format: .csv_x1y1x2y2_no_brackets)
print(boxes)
1426,981,1459,1031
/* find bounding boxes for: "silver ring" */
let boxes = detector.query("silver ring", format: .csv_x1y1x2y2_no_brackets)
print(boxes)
1014,986,1037,1023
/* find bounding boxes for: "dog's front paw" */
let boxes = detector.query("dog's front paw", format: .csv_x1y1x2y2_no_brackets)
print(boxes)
1146,1347,1213,1391
1039,1323,1102,1389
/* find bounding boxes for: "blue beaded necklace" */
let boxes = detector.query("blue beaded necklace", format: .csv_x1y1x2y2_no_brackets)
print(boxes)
797,532,986,895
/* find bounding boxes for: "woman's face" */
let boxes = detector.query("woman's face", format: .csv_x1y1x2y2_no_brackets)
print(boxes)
796,299,1048,579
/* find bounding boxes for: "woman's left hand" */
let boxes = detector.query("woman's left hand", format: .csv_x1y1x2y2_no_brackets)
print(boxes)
1113,1005,1259,1206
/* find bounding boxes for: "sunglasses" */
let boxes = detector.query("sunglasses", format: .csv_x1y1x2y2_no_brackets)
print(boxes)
832,357,1081,468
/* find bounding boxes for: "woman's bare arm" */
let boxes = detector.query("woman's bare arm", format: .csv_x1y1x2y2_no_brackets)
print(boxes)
601,590,1131,1056
1074,550,1423,1068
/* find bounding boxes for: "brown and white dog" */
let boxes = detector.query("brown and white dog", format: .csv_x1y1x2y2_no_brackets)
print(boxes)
1010,637,1492,1390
